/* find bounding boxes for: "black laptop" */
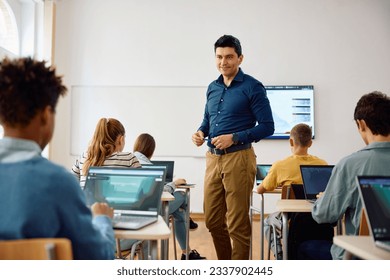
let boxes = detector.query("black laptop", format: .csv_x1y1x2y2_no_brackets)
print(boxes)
357,176,390,252
256,164,272,184
150,160,174,183
300,165,334,201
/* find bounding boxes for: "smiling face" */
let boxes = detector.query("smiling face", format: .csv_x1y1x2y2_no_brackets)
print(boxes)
215,47,243,84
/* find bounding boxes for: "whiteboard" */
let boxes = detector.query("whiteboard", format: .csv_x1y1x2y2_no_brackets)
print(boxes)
70,86,207,157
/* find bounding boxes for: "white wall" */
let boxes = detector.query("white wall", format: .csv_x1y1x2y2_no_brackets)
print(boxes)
52,0,390,213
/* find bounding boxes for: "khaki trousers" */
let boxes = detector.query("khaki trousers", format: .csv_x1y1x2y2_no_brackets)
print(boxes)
204,147,256,260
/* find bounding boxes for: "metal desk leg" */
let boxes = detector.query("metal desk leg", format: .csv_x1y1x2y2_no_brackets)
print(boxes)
185,189,190,260
282,212,288,260
249,192,264,260
160,201,170,260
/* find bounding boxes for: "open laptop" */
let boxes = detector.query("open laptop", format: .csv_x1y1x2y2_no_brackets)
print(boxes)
300,165,334,202
357,176,390,252
150,160,174,183
84,167,166,230
256,164,272,184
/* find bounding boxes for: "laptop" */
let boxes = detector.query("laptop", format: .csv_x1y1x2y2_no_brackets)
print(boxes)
84,167,166,230
357,176,390,252
150,160,174,183
290,184,305,199
256,164,272,184
300,165,334,202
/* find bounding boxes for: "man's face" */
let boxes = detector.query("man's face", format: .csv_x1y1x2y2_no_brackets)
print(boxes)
215,47,243,80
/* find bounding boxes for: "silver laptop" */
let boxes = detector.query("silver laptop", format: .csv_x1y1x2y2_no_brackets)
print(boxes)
300,165,334,202
84,167,165,230
357,176,390,252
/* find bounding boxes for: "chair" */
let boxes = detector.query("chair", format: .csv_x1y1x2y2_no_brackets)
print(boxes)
0,238,73,260
267,185,295,260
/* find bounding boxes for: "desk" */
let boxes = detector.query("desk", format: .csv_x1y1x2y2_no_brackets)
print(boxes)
160,191,175,259
249,188,282,260
115,215,170,260
333,235,390,260
275,199,313,260
176,185,194,260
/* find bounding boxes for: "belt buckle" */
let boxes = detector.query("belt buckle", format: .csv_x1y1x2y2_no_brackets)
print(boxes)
210,148,222,156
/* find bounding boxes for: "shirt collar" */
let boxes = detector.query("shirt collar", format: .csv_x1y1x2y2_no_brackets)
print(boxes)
216,68,244,85
0,137,42,163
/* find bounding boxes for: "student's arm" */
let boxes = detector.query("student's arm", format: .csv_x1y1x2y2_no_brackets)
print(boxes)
312,163,352,224
55,173,115,260
256,183,267,194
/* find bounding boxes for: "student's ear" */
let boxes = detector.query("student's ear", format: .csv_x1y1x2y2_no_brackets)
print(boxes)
356,119,367,132
40,106,52,125
289,138,294,147
307,140,313,148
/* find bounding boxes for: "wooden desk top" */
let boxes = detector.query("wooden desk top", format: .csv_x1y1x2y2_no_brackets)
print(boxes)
333,236,390,260
276,199,313,212
161,191,175,201
114,215,170,240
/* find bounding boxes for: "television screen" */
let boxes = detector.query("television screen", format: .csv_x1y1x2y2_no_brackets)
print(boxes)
265,85,314,139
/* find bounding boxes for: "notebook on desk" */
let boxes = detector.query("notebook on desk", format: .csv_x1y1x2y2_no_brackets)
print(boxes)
357,176,390,252
256,164,272,184
300,165,334,202
84,167,165,230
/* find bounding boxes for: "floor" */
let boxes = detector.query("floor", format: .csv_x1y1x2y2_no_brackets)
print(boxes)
166,216,275,260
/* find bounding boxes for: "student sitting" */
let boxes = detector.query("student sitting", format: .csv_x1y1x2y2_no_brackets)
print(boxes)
0,57,115,259
311,91,390,259
71,117,142,255
256,123,333,259
133,133,206,260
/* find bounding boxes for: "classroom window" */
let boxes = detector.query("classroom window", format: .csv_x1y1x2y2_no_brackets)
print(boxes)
0,0,20,56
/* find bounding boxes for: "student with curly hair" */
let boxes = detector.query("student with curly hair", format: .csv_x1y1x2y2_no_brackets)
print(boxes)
0,57,115,259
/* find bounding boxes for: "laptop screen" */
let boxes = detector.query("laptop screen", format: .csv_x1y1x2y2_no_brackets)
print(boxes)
358,176,390,242
84,167,165,212
300,165,334,199
150,160,175,183
256,164,272,184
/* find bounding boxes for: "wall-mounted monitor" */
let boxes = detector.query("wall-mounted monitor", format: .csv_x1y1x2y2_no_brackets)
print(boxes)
265,85,314,139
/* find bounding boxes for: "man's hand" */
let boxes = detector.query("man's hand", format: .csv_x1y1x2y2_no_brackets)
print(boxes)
211,134,234,150
192,131,205,147
91,202,114,218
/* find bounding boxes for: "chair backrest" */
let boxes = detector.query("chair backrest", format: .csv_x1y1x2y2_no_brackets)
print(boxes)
0,238,73,260
281,185,295,199
359,208,369,236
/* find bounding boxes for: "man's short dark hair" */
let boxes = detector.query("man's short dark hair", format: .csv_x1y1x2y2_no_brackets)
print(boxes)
214,35,242,57
354,91,390,136
0,57,66,127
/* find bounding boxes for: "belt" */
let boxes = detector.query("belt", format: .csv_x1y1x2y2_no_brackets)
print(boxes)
208,143,251,155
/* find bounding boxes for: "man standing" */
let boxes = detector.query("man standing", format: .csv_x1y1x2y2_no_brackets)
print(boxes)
192,35,274,259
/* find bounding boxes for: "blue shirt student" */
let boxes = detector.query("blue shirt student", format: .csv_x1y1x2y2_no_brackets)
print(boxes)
0,137,115,260
199,68,274,147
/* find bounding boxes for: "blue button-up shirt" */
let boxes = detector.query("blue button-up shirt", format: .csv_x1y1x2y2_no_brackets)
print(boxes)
199,68,274,147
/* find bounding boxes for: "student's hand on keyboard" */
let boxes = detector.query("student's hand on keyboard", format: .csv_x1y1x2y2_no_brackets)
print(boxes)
91,202,114,219
316,192,324,199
